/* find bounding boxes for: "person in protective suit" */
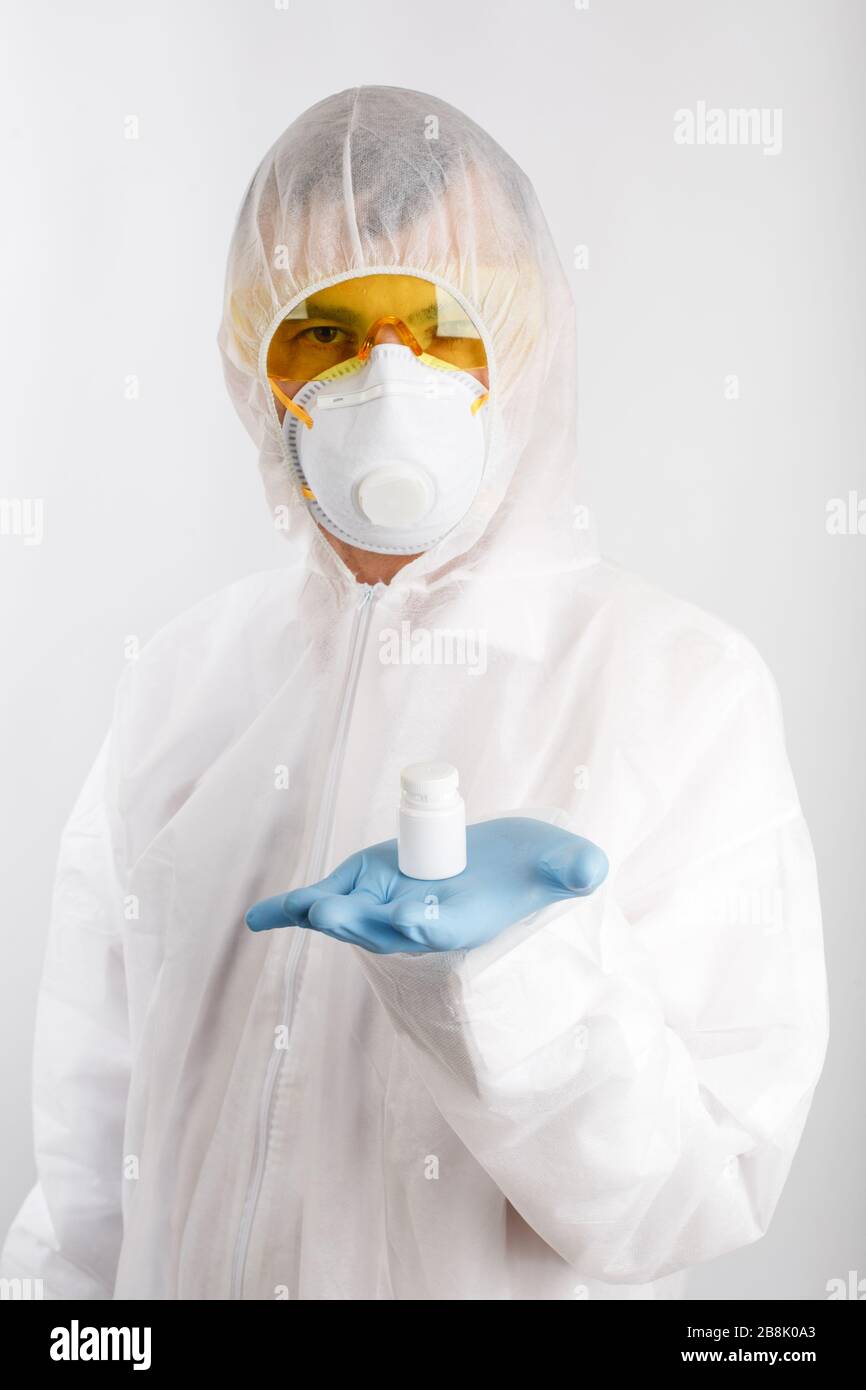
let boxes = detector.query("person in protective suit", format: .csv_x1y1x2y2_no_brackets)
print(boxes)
2,87,828,1301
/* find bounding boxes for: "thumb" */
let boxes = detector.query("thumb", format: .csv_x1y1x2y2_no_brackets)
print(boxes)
541,837,609,897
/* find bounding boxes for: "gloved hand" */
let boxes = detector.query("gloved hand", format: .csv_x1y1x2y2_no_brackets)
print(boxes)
245,817,608,954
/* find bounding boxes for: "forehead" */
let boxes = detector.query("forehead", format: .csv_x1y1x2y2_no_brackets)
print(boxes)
293,274,459,326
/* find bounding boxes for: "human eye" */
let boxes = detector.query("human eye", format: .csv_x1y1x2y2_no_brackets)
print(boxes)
299,324,351,346
268,318,358,382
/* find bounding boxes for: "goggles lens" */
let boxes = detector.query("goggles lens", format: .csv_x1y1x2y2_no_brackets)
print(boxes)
267,273,487,385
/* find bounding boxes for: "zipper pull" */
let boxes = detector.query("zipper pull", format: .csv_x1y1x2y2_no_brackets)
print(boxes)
358,581,385,607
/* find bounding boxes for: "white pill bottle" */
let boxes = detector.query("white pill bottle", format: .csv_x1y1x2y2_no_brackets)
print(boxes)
398,761,467,880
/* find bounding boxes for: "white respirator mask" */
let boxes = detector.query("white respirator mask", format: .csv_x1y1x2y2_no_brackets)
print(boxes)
280,344,489,554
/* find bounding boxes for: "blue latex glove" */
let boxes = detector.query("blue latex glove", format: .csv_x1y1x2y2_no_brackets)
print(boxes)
245,817,608,955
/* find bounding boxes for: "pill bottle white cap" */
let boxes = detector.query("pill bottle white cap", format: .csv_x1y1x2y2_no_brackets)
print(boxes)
400,761,460,807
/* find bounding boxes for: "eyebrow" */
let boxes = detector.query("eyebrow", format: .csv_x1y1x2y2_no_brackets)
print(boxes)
301,301,364,327
301,300,441,328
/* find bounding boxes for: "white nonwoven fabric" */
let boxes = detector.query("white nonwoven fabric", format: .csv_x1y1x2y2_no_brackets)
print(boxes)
2,86,827,1301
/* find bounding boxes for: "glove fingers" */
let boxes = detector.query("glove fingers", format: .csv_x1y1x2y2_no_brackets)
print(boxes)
245,857,357,931
308,893,428,954
245,891,303,932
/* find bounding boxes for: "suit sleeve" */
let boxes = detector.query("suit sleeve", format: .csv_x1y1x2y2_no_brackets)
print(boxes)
1,731,131,1299
353,644,829,1283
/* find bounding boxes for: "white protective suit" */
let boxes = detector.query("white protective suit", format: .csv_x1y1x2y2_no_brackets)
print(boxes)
2,87,828,1301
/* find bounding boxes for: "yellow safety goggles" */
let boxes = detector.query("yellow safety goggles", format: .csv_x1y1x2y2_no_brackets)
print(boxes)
266,273,487,389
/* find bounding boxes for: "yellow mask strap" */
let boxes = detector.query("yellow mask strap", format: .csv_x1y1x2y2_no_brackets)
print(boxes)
269,378,313,429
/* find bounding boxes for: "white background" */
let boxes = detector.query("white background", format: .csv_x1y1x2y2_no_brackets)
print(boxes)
1,0,863,1299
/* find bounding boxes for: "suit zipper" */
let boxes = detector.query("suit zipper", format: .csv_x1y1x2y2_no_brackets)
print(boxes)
230,582,379,1299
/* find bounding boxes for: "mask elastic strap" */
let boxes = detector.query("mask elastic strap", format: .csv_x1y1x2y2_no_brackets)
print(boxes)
269,378,313,429
269,378,317,501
